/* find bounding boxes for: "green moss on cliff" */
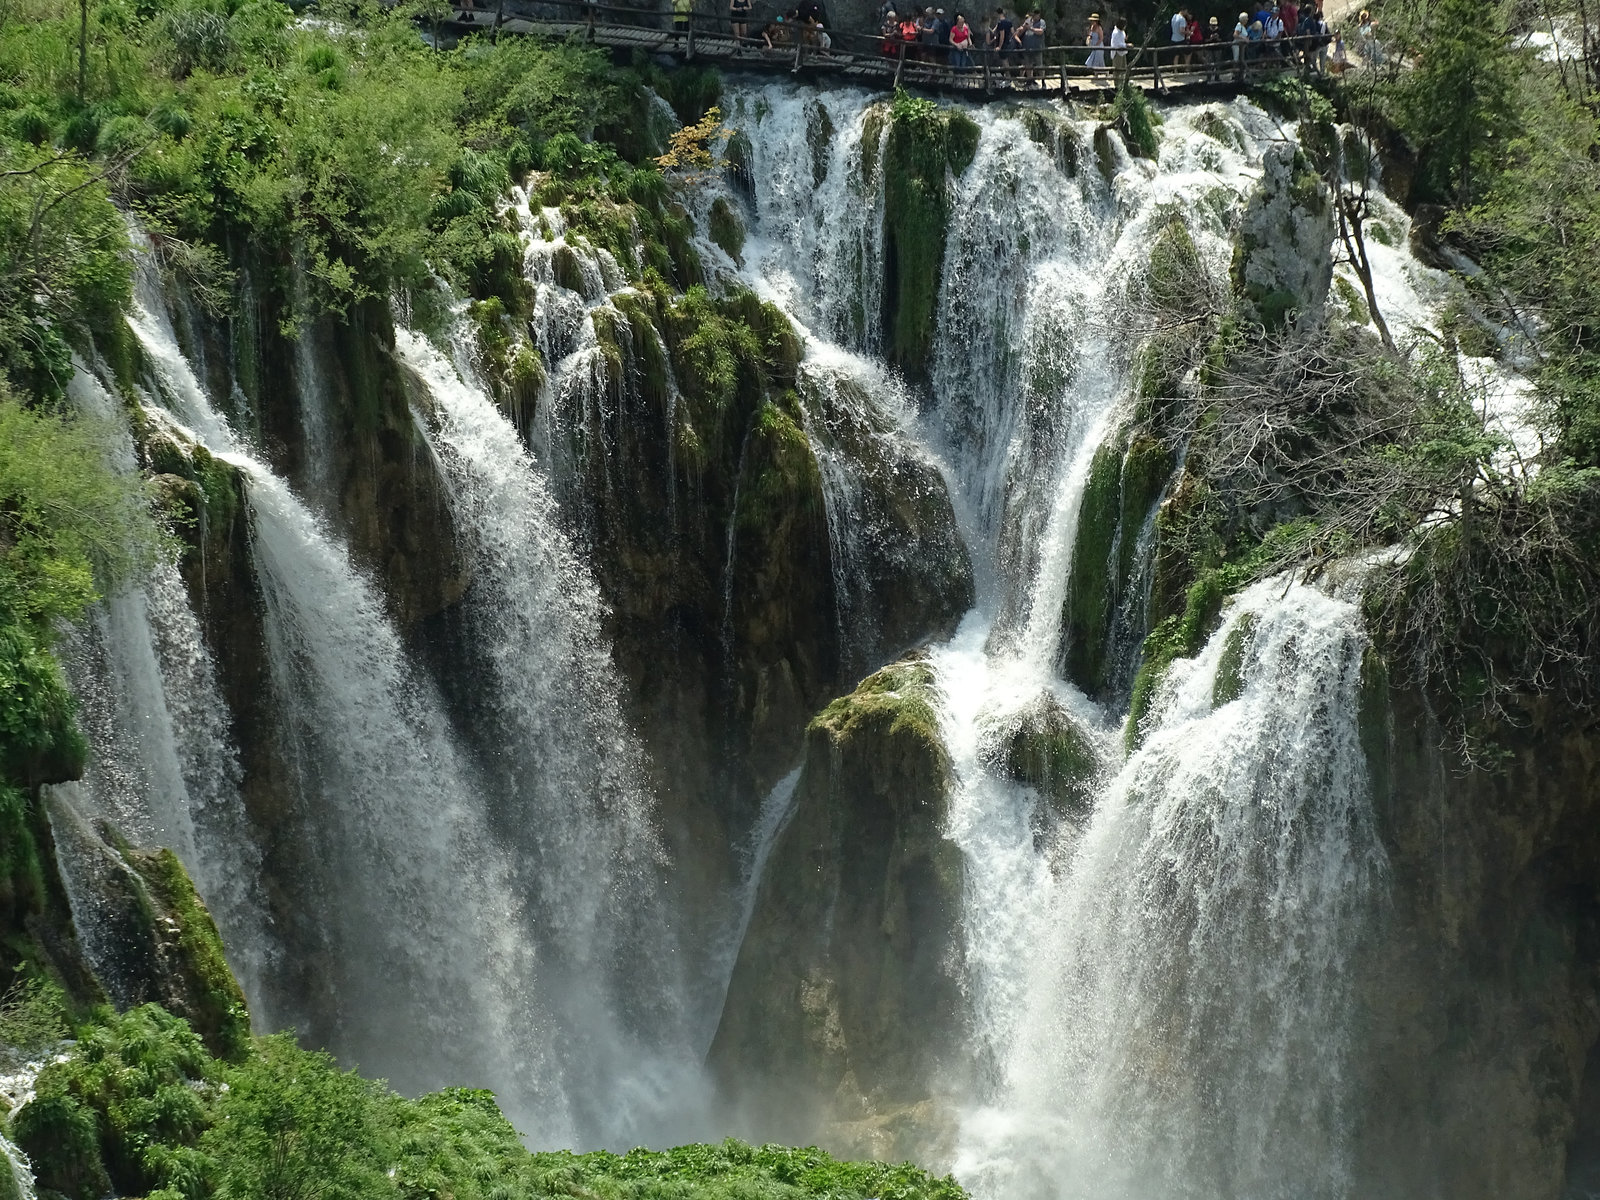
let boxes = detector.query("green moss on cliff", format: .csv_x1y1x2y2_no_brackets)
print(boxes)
709,197,746,263
737,397,822,536
812,657,945,762
126,849,250,1063
1212,611,1258,707
881,93,976,380
1063,429,1175,699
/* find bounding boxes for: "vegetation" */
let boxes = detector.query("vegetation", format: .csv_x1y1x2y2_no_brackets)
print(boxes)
881,91,979,379
812,655,945,758
9,1002,968,1200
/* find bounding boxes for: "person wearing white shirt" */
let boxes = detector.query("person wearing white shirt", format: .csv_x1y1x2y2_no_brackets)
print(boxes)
1109,16,1129,83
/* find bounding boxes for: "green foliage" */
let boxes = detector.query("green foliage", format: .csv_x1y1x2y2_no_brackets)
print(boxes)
13,1002,968,1200
17,1004,213,1200
0,386,161,788
0,972,68,1063
1376,0,1523,206
1111,85,1159,161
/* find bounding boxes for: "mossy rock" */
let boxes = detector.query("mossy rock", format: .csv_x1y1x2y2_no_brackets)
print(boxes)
810,655,946,767
1192,108,1243,151
38,802,248,1064
1334,274,1370,326
881,94,978,380
550,244,587,294
1092,125,1119,183
980,694,1101,820
124,848,250,1062
805,98,836,186
709,196,746,264
714,650,968,1145
1145,217,1205,318
1018,107,1078,176
1062,429,1176,700
1212,610,1258,707
136,422,244,597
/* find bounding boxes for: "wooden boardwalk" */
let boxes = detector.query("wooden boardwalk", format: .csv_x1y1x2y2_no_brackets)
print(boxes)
437,0,1327,99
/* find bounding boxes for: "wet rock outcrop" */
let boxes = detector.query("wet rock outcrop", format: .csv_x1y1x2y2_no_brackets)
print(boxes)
710,654,969,1164
43,793,249,1061
1231,141,1335,330
1353,679,1600,1200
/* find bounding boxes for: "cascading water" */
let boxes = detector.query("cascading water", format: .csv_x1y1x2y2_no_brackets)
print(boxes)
1,1132,35,1200
715,83,1389,1194
395,328,709,1140
957,578,1385,1200
47,365,271,1007
121,251,573,1139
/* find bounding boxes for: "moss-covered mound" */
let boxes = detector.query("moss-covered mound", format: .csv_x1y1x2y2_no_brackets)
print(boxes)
978,694,1101,823
711,654,967,1163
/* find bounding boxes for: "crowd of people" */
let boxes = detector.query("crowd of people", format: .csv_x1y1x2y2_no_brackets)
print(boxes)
667,0,1382,77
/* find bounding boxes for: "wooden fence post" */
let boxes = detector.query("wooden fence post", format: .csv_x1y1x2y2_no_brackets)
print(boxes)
686,13,696,58
893,38,906,87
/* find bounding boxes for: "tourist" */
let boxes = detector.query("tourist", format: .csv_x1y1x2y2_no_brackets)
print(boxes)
1232,10,1249,73
917,7,938,58
1356,8,1382,65
812,18,834,52
880,8,900,52
1169,6,1188,69
1329,25,1348,71
672,0,692,43
1264,5,1284,53
730,0,751,43
950,12,975,65
935,8,952,54
1187,11,1206,71
1021,9,1046,80
1204,14,1223,78
1109,15,1129,82
1248,16,1264,56
990,7,1017,60
1086,12,1107,70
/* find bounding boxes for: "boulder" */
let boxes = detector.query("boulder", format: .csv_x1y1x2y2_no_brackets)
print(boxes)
1230,142,1335,330
710,654,970,1163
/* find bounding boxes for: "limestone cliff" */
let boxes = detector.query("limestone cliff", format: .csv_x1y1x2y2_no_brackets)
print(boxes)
710,655,970,1164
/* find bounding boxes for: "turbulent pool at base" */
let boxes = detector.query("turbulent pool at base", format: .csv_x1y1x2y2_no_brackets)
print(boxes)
39,79,1485,1199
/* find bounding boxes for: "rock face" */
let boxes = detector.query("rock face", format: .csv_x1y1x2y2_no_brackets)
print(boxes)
1231,142,1335,330
978,692,1101,826
43,793,250,1061
1353,677,1600,1199
710,655,969,1164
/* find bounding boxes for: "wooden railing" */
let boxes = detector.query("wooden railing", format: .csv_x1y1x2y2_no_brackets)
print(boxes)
441,0,1335,94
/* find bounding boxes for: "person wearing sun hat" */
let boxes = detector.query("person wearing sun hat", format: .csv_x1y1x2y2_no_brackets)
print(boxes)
1085,12,1107,70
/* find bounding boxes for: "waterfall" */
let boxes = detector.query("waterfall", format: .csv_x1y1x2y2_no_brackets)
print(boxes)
49,365,272,1006
957,579,1386,1200
716,84,1391,1192
1,1132,35,1200
394,328,709,1142
122,253,573,1140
